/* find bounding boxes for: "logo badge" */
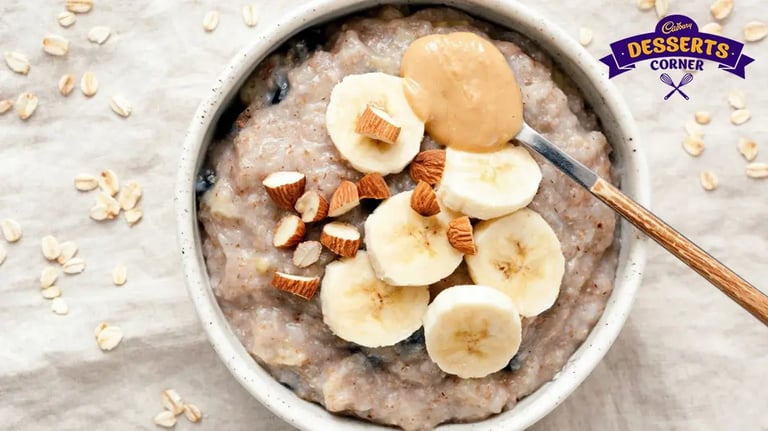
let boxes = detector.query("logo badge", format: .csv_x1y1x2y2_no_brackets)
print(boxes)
601,15,754,99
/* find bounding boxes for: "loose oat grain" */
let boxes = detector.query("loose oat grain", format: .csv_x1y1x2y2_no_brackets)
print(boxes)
153,410,177,428
694,111,711,124
700,170,718,191
682,135,705,156
727,90,745,109
74,173,98,191
0,245,6,266
183,404,202,423
710,0,733,20
5,51,30,74
96,325,123,350
94,322,109,337
0,99,12,115
57,241,78,264
701,22,723,35
743,21,768,42
41,285,61,299
96,191,121,218
98,169,119,196
730,109,751,125
16,92,38,120
66,0,93,13
161,389,185,416
42,34,69,56
745,163,768,179
242,5,258,27
655,0,668,18
636,0,655,11
1,219,22,242
51,297,69,315
59,74,76,96
684,119,704,138
203,11,219,32
578,27,593,46
124,208,143,226
80,72,98,97
109,95,132,118
112,264,127,286
87,26,111,44
117,181,142,210
738,138,758,161
90,204,109,221
62,257,86,274
41,235,61,261
57,11,77,27
40,266,59,288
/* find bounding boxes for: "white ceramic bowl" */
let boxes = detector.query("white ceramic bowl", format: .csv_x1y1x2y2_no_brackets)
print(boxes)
176,1,649,429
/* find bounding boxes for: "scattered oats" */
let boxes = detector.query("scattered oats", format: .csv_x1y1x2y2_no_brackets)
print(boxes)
41,235,61,261
80,72,98,97
90,204,109,221
57,241,78,264
124,208,143,226
96,191,121,218
701,22,723,35
744,21,768,42
16,92,38,121
254,256,269,274
40,266,59,288
58,11,77,27
0,99,12,115
161,389,185,416
59,74,75,96
682,135,705,156
4,51,30,75
62,257,86,274
66,0,93,13
745,163,768,179
183,404,202,423
700,170,718,191
694,111,711,125
94,322,109,337
203,10,219,32
0,245,6,266
51,297,69,315
154,410,177,428
655,0,668,18
684,120,704,138
112,264,127,286
730,109,751,125
74,173,98,191
1,219,22,242
87,26,111,44
41,285,61,299
242,4,258,27
578,27,593,46
96,325,123,351
42,34,70,56
710,0,733,20
727,90,745,109
636,0,655,11
98,169,119,196
738,138,758,161
109,95,132,118
118,181,142,210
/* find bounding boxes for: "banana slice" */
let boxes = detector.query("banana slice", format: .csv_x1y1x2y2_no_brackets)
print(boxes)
465,208,565,317
326,72,425,175
437,146,542,220
321,251,429,348
365,190,463,286
423,284,522,379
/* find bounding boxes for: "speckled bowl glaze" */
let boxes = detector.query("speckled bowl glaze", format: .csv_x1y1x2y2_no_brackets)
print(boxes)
176,1,649,429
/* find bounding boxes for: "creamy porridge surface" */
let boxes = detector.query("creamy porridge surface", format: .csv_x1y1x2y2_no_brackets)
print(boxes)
198,7,618,430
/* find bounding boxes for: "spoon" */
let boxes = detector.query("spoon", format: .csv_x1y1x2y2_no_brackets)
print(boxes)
515,122,768,325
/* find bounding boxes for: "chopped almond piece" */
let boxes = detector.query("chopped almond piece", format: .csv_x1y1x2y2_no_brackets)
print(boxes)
263,171,306,210
410,181,440,217
357,173,391,200
320,222,360,257
271,272,320,300
294,190,328,222
447,216,476,255
273,214,306,248
293,241,322,268
409,149,446,186
355,104,401,145
328,180,359,217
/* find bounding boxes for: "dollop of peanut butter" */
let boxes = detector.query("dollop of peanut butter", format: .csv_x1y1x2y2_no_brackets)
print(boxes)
400,32,523,152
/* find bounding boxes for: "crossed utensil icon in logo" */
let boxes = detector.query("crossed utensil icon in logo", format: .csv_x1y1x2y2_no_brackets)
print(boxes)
660,72,694,100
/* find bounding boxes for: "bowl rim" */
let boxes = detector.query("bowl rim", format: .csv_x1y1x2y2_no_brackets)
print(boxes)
175,1,650,430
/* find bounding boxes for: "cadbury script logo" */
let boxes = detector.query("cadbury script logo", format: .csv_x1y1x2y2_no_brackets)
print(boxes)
600,15,754,100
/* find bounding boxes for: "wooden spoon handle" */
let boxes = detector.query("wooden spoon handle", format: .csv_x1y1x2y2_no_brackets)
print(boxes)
591,178,768,325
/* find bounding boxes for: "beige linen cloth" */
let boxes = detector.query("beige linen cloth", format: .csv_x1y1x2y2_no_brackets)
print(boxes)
0,1,766,430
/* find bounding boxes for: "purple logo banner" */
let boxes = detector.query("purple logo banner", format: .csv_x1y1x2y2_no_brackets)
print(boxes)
600,15,754,78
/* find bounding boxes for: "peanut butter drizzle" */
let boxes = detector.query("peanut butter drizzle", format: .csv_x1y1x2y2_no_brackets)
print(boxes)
400,32,524,153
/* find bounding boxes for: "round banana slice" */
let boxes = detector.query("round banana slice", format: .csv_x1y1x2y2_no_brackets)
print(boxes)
423,284,522,379
326,72,425,175
321,251,429,348
465,208,565,317
364,190,463,286
437,146,542,220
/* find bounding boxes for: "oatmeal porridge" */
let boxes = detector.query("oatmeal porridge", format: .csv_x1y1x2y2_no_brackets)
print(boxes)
198,6,618,431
